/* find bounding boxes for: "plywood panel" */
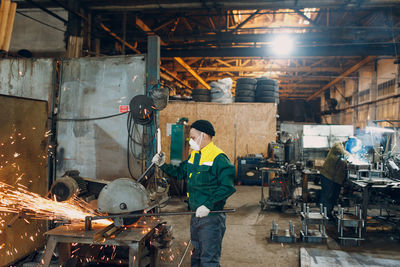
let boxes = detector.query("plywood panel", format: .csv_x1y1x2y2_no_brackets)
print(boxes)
0,95,48,266
159,102,277,165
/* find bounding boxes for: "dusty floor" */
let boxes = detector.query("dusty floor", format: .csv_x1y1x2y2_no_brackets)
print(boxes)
22,185,400,267
159,185,400,267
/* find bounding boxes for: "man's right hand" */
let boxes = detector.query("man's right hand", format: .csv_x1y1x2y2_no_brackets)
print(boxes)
152,152,165,167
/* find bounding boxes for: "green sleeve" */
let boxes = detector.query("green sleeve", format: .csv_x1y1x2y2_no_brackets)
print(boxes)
160,158,188,181
203,154,236,210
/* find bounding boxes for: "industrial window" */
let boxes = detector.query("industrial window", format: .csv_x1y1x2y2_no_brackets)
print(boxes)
378,78,396,97
358,89,370,103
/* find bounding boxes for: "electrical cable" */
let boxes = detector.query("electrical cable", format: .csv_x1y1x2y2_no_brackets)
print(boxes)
127,112,136,179
56,111,128,121
126,103,156,179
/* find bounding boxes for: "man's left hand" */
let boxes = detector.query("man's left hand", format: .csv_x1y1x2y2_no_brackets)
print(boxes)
195,205,210,218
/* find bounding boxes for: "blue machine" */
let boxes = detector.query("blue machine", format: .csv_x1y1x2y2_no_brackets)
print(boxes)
237,156,267,185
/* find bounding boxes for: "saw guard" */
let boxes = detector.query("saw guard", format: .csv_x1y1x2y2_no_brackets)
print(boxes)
97,178,150,214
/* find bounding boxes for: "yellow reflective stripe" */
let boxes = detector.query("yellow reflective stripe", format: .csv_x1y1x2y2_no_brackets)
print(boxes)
187,142,225,165
198,142,224,165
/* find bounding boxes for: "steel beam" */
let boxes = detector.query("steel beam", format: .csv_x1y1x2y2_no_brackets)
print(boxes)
174,57,210,89
231,9,260,32
295,9,315,25
153,15,178,32
160,66,193,89
307,56,376,100
198,66,341,72
86,1,400,11
205,76,333,81
136,17,167,45
162,44,398,57
99,23,141,54
214,59,235,76
279,84,326,88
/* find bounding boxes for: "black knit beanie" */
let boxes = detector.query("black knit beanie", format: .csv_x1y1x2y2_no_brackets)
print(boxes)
190,120,215,136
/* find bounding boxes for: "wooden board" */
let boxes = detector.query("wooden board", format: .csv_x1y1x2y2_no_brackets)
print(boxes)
0,95,48,266
159,101,277,165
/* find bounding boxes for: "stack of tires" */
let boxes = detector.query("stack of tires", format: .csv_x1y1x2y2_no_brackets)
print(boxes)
191,89,211,102
255,78,279,103
235,78,257,103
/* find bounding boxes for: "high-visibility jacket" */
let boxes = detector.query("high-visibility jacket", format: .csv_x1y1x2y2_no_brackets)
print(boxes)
160,142,236,212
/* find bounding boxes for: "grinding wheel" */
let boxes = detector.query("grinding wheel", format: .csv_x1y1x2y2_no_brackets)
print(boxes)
97,178,150,225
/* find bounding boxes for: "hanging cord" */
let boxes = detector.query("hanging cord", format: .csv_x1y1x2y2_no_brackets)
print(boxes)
56,112,128,121
126,107,156,179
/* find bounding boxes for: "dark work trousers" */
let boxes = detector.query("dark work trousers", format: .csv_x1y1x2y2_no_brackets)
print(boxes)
320,174,342,218
190,213,226,267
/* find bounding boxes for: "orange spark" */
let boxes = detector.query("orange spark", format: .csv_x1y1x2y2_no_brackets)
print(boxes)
0,181,111,225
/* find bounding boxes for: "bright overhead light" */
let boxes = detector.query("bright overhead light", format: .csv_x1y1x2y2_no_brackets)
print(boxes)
271,35,294,56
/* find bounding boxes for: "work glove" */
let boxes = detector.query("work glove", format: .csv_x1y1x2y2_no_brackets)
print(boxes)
195,205,210,218
152,152,165,167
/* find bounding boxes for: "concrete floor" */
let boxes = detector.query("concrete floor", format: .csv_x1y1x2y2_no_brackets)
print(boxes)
159,185,400,267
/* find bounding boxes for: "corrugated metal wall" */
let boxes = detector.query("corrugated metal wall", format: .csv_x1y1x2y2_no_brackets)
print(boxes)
0,58,51,265
56,55,147,180
0,58,53,101
0,55,148,264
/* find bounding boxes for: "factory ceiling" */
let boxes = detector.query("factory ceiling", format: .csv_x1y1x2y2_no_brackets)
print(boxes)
14,0,400,99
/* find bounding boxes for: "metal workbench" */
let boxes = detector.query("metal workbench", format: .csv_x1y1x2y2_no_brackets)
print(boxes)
348,178,400,220
39,217,160,267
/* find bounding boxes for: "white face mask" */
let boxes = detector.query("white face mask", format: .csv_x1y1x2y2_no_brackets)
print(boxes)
189,133,203,151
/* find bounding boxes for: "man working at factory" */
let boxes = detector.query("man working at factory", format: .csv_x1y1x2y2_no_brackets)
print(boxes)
320,137,361,219
152,119,236,267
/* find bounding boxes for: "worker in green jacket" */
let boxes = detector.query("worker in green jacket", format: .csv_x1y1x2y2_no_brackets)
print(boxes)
152,120,236,267
320,137,361,218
